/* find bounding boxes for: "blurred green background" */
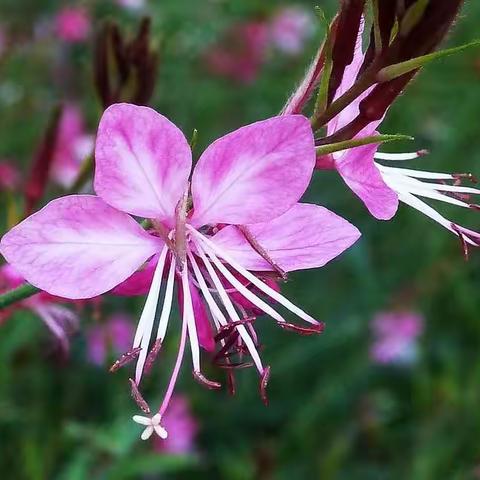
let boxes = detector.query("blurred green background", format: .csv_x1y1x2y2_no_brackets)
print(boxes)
1,1,480,479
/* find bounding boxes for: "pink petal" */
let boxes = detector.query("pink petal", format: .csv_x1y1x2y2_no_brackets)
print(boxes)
190,115,315,227
111,255,158,296
336,143,399,220
0,195,162,299
177,279,215,352
211,203,361,272
94,103,192,225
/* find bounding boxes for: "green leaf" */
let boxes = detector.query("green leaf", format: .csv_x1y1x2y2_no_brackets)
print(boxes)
315,134,414,156
377,40,480,82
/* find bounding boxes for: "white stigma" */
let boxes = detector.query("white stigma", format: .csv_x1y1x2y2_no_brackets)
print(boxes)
133,413,168,441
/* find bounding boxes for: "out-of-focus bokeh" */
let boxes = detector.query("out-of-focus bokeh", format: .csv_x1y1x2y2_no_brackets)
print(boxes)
0,1,480,478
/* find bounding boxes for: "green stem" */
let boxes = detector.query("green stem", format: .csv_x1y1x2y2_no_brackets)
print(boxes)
0,283,40,310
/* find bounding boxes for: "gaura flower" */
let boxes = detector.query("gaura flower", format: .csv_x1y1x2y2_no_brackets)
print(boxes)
269,6,315,56
0,103,360,440
0,264,78,353
87,313,134,366
152,395,198,453
54,6,91,44
115,0,145,11
0,162,19,191
316,20,480,252
204,21,269,84
370,311,424,365
51,103,94,189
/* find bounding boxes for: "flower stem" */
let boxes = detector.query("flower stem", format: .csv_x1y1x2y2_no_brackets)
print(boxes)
0,283,40,309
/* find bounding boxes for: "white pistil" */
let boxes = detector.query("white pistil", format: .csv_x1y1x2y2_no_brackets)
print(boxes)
189,227,319,326
133,413,168,440
193,242,264,374
156,257,176,341
181,257,201,373
133,245,168,384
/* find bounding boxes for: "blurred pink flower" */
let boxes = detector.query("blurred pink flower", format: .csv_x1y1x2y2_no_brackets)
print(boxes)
205,21,269,84
51,104,93,188
87,313,134,365
0,264,79,352
116,0,145,10
370,311,424,365
0,162,20,191
153,395,198,454
55,7,91,44
269,6,315,55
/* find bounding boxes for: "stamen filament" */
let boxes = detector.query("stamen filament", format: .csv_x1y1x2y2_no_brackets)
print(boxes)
133,246,169,384
193,243,264,374
156,257,176,341
190,228,319,326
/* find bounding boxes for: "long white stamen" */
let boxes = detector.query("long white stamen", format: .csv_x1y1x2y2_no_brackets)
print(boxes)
193,243,264,374
382,171,480,197
188,251,228,327
196,239,287,323
134,246,168,384
383,176,471,209
398,191,478,245
376,164,456,180
374,151,424,161
156,257,176,341
190,227,318,326
181,257,201,373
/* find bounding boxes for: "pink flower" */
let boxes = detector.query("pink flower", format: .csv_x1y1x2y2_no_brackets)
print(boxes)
0,103,360,440
152,395,198,454
317,19,480,250
269,6,315,55
370,311,424,365
205,21,269,84
0,264,78,352
0,162,20,191
51,104,94,188
55,7,91,44
116,0,145,10
87,313,134,365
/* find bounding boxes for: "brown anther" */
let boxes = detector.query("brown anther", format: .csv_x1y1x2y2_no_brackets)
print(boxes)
227,371,236,396
109,347,142,373
417,149,429,157
213,332,240,363
214,318,256,342
216,362,254,370
143,339,162,375
193,371,222,390
453,173,478,184
451,224,470,261
277,321,325,336
260,366,271,406
469,204,480,211
238,226,288,280
129,378,151,414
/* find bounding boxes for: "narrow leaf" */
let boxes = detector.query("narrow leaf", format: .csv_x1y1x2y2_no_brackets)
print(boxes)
378,40,480,82
315,134,413,156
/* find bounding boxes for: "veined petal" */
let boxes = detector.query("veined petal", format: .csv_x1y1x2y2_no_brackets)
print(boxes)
336,143,399,220
190,115,315,227
112,255,158,296
212,203,361,271
94,103,192,225
0,195,162,299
